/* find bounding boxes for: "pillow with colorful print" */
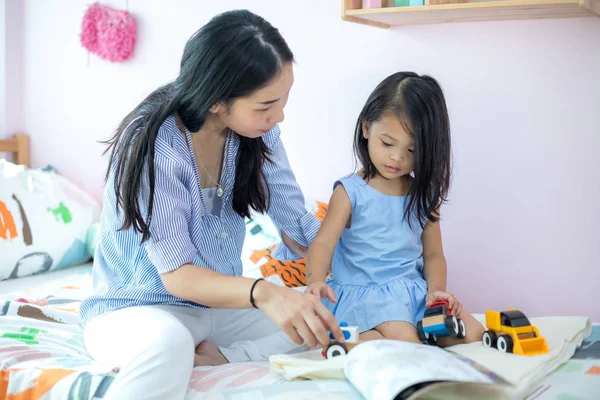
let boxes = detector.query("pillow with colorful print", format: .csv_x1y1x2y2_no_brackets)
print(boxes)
0,159,100,280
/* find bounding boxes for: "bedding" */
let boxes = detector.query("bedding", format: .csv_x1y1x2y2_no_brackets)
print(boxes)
0,160,100,281
0,264,598,399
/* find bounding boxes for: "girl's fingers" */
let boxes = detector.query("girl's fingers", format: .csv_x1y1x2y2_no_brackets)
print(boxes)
456,302,463,318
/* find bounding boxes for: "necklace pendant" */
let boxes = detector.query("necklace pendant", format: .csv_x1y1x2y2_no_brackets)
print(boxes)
217,186,224,197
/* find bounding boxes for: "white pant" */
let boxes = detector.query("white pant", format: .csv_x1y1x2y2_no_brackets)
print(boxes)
84,305,307,400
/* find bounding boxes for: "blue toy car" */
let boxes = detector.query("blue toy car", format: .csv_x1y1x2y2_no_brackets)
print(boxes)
416,301,466,344
323,322,360,359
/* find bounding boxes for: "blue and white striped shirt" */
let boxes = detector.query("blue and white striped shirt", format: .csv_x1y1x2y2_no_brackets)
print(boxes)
80,115,320,325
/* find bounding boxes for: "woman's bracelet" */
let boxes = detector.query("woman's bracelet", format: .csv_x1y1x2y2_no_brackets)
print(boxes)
250,278,265,309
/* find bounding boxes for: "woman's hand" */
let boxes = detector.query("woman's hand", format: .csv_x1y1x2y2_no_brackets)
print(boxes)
253,280,344,348
305,281,337,303
426,290,463,318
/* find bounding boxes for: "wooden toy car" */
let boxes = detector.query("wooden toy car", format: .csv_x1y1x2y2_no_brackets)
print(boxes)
322,322,360,359
482,308,549,356
416,301,466,344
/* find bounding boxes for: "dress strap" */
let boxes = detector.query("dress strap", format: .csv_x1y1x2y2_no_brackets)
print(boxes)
333,173,360,210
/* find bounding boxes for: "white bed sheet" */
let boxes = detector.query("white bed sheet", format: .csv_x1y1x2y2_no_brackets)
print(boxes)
0,261,93,294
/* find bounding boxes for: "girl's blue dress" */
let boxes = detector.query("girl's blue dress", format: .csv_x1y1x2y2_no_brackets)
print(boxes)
322,173,428,333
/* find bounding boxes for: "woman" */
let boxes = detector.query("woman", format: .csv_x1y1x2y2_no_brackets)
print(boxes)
80,10,344,400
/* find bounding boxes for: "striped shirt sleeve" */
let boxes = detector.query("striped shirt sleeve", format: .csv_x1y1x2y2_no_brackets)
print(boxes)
144,140,197,274
262,127,321,258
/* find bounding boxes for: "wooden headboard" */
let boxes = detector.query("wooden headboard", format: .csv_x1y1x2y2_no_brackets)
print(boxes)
0,134,30,167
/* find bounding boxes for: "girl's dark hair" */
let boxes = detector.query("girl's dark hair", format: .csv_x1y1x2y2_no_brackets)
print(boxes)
354,72,451,229
104,10,293,242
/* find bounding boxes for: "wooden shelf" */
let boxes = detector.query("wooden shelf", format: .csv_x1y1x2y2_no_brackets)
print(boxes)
342,0,600,27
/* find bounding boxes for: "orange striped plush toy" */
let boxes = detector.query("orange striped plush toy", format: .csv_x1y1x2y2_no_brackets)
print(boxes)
245,201,328,288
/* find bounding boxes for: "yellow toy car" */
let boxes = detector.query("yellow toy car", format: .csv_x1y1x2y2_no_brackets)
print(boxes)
482,308,549,356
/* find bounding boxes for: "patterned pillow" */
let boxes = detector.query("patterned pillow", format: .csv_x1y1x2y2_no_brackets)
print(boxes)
0,160,100,280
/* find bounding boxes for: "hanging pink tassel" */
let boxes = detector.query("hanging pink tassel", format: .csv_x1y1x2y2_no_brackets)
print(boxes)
80,2,136,63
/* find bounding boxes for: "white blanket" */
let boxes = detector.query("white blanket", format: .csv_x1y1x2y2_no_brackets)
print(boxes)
270,348,347,380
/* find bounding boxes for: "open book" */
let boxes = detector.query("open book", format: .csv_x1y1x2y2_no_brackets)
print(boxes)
268,316,591,400
344,340,510,400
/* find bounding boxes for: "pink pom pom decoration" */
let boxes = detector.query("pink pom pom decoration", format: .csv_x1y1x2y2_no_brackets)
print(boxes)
80,2,137,63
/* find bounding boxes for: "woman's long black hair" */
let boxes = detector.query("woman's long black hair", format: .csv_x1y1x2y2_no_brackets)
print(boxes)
104,10,293,242
353,72,452,229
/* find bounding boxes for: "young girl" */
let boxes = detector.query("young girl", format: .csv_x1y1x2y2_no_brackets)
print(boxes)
306,72,484,345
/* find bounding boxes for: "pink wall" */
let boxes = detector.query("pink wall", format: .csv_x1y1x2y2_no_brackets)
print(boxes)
8,0,600,320
1,0,24,135
0,1,5,136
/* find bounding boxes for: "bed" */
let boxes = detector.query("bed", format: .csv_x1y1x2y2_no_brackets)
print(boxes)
1,136,598,399
1,262,598,399
0,134,30,168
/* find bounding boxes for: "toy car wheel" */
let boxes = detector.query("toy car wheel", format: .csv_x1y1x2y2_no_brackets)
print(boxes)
446,315,459,337
456,319,467,339
325,343,348,359
497,335,514,353
417,321,427,342
427,333,438,345
482,330,497,348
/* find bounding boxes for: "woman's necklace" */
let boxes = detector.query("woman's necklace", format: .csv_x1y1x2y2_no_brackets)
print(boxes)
192,134,226,198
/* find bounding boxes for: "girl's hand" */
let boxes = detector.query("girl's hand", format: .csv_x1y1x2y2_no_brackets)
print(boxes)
305,281,337,303
426,290,463,318
253,280,344,348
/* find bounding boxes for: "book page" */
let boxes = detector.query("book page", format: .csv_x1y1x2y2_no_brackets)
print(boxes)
446,316,591,397
406,381,511,400
344,340,504,400
220,380,365,400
